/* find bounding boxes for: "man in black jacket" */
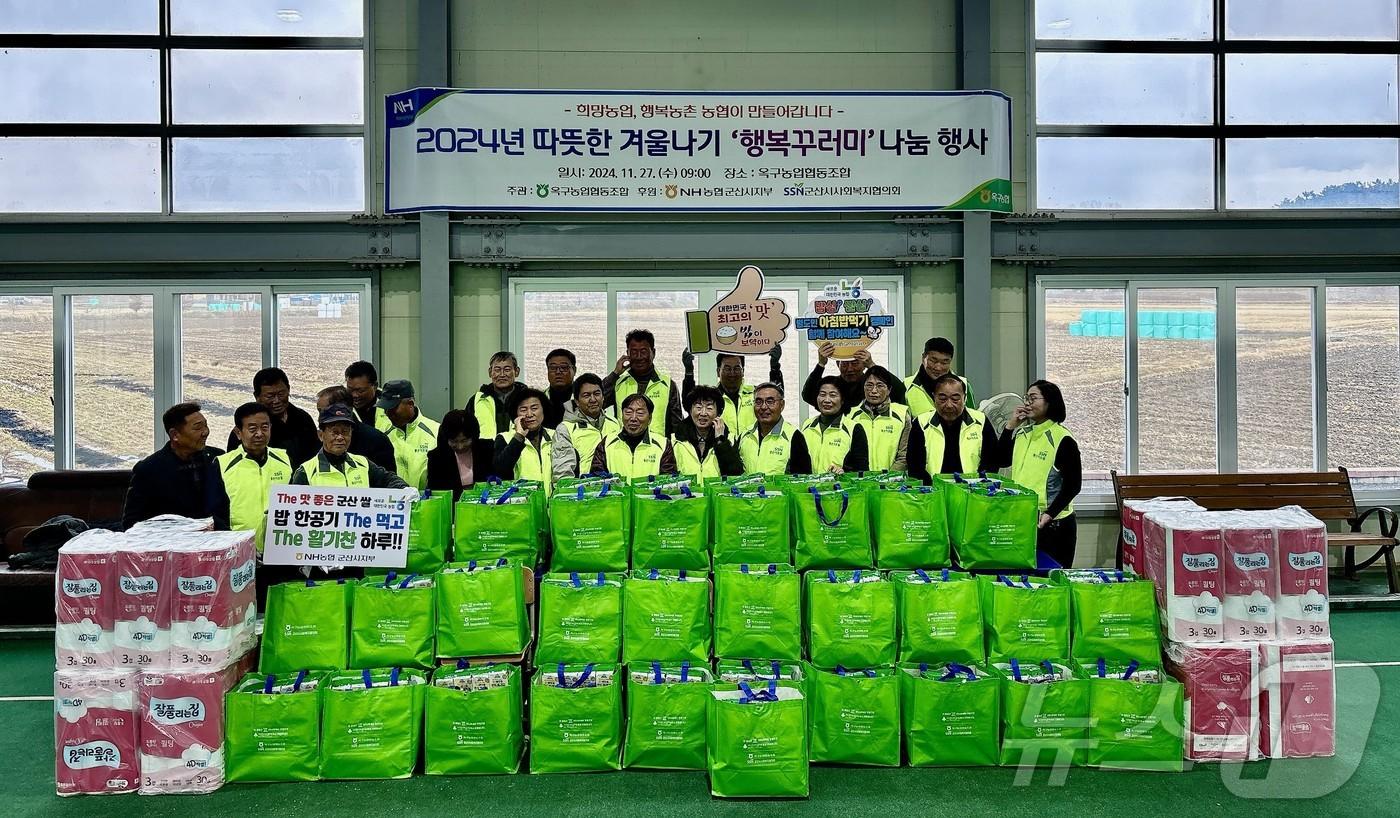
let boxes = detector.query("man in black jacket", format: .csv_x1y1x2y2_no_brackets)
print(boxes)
122,402,230,530
315,386,399,475
224,366,319,464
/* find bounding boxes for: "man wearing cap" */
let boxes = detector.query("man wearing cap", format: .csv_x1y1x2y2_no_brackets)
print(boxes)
290,403,409,489
377,379,439,491
315,386,399,475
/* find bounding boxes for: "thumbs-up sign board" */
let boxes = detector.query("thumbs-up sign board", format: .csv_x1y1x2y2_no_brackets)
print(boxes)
685,265,791,355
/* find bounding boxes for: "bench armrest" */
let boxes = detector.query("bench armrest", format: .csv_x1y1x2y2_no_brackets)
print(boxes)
1351,505,1399,539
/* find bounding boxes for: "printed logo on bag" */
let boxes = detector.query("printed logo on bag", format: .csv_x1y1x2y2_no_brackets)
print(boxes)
64,741,121,770
1232,553,1270,571
1181,553,1218,571
61,578,101,598
177,575,217,595
230,559,255,593
151,696,205,725
119,575,158,595
1288,551,1324,570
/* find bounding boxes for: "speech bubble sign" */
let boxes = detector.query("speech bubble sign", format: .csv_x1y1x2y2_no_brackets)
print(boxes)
795,278,895,359
685,265,791,355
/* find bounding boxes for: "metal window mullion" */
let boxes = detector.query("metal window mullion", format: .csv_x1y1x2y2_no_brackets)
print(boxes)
1313,283,1328,471
53,292,73,469
1217,284,1238,472
1214,0,1227,211
153,286,179,451
1125,283,1140,474
605,282,619,369
159,0,172,215
260,285,275,369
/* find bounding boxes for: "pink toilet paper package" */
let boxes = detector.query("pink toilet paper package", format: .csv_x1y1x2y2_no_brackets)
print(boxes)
55,668,141,796
56,530,122,670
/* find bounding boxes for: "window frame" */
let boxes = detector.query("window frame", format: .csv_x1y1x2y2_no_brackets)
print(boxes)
1028,0,1400,216
0,0,370,218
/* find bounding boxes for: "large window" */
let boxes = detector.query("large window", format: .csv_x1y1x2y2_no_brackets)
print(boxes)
0,280,370,480
1034,0,1400,210
509,276,905,427
0,1,366,214
1038,276,1400,496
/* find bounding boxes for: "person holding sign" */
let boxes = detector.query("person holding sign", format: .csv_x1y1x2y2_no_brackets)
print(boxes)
787,376,869,474
217,402,294,552
590,393,677,478
602,329,683,439
290,404,409,490
736,383,793,476
996,380,1082,567
671,385,744,484
468,351,528,440
551,373,620,482
846,366,911,472
378,379,440,491
493,387,556,495
903,337,976,417
907,374,1000,484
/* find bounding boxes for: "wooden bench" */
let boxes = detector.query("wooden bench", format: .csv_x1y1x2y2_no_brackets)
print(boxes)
1111,468,1400,596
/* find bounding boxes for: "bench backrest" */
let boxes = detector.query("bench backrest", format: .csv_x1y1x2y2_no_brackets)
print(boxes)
1110,469,1358,523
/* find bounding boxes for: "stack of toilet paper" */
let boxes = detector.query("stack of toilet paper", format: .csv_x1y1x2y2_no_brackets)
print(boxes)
1120,497,1205,576
137,652,256,795
56,529,123,670
166,531,258,669
54,668,141,796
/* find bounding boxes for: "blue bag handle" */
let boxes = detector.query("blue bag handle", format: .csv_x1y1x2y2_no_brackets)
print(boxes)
398,573,415,590
1040,660,1055,679
941,568,950,581
595,571,605,586
458,659,471,670
649,568,660,580
679,569,688,580
570,572,582,588
1097,657,1107,678
827,569,838,584
836,665,877,678
681,661,690,682
362,669,374,688
915,569,931,583
476,486,491,504
383,571,397,587
1009,658,1022,682
576,485,586,501
495,485,519,504
1123,660,1140,680
767,564,777,575
600,482,611,498
652,661,663,684
939,663,976,682
263,674,276,694
810,485,850,527
568,663,596,689
740,564,749,574
738,679,779,703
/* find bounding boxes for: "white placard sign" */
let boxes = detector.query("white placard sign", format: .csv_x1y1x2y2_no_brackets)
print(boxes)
385,89,1012,213
263,486,417,569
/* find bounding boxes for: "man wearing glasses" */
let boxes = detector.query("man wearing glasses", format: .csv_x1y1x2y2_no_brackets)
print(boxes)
542,348,578,428
736,382,794,475
289,403,409,489
468,350,529,440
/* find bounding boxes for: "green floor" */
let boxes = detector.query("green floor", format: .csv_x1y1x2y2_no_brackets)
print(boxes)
9,612,1399,817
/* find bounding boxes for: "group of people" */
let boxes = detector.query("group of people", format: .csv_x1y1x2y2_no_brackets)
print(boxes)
119,329,1082,567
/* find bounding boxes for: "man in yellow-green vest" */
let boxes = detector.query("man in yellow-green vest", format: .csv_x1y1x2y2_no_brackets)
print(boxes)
290,403,409,489
671,384,744,484
493,387,556,495
904,337,976,416
552,373,620,482
907,374,1000,484
467,351,528,441
590,393,677,479
737,382,793,475
602,328,683,438
682,346,785,433
376,379,439,491
217,402,293,552
846,366,911,472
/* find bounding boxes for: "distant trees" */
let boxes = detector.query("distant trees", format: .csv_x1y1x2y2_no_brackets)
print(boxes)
1278,179,1398,208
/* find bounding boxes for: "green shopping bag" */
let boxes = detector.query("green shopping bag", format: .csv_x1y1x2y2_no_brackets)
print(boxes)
623,661,713,770
936,472,999,551
529,663,623,774
994,659,1090,768
804,569,896,669
872,483,950,568
710,484,791,565
707,681,808,798
555,472,623,494
349,573,435,670
981,574,1072,664
453,482,542,567
631,483,710,570
898,662,1000,767
260,579,350,673
424,662,524,775
536,571,623,665
225,670,326,783
806,666,900,766
793,484,872,570
406,490,453,573
549,482,630,572
894,569,985,664
955,481,1038,569
622,569,710,664
1051,569,1161,666
1081,659,1184,772
713,659,806,692
713,563,801,661
434,559,527,659
319,667,427,780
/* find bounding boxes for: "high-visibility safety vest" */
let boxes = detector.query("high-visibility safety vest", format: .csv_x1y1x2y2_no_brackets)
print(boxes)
562,414,620,474
614,370,673,438
496,430,555,495
847,402,909,471
380,413,439,491
1011,420,1076,520
717,384,756,433
903,373,976,417
737,421,794,476
600,433,666,480
468,390,509,441
300,452,370,488
916,407,988,477
217,446,292,552
797,415,856,474
671,433,722,484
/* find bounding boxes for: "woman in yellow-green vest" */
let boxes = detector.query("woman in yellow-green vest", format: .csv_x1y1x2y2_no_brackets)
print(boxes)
907,373,1000,484
670,384,744,485
591,393,677,479
492,387,555,496
846,365,911,472
997,379,1082,568
788,375,870,474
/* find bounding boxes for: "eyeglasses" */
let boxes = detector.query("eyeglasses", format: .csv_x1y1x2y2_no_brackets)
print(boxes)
546,364,573,373
753,397,780,407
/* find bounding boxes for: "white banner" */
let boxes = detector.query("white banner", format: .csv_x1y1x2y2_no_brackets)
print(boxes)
385,89,1012,213
263,486,417,569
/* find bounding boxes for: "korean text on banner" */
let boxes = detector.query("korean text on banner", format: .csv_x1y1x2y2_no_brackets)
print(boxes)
263,486,418,569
